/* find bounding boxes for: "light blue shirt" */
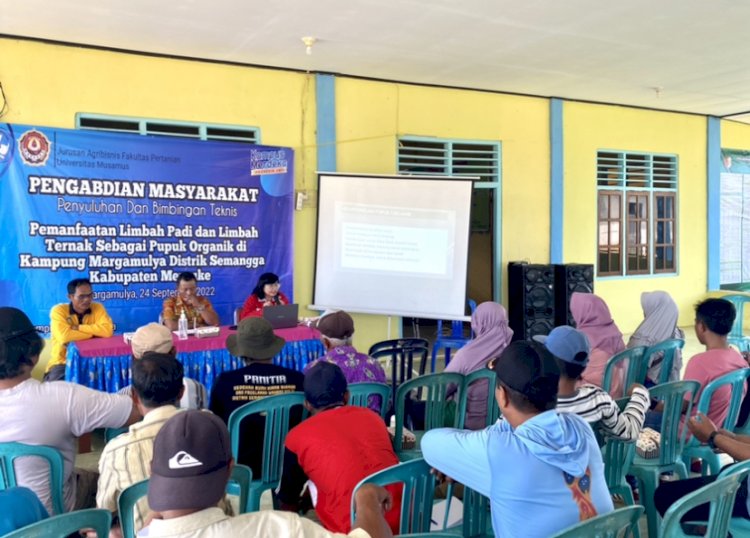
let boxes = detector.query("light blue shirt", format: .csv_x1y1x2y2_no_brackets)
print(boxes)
422,410,614,537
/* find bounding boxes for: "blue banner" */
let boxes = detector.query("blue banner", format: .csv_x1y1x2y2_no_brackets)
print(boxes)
0,123,294,332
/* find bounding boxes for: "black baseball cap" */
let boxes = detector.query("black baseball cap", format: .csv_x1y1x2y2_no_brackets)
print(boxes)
492,340,560,400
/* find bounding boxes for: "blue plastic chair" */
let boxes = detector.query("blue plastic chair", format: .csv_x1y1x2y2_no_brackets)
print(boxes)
2,508,111,538
429,300,478,373
629,380,700,538
602,346,648,395
0,442,65,515
660,471,747,538
104,426,129,443
682,368,750,476
348,382,391,420
351,458,435,535
393,373,465,461
228,392,306,512
643,338,684,384
549,505,644,538
723,294,750,352
716,460,750,535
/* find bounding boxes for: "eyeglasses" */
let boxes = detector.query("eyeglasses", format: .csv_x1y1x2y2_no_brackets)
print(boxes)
266,282,281,288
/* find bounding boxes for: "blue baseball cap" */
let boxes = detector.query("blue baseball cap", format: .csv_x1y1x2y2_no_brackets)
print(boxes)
533,326,590,366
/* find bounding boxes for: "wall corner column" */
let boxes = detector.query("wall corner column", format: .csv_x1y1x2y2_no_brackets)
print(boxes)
707,116,721,290
550,98,564,264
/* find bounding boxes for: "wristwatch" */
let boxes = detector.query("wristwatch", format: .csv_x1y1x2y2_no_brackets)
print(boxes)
707,431,720,450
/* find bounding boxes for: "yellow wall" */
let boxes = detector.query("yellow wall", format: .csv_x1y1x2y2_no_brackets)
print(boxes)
563,102,707,330
722,119,750,151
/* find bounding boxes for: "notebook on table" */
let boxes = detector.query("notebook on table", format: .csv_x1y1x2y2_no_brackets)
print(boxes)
263,303,299,329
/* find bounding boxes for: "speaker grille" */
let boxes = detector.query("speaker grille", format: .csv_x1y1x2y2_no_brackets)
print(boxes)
554,264,594,326
508,262,555,340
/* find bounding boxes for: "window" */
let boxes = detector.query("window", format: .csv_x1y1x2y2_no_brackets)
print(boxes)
76,114,259,144
597,151,677,276
397,138,499,182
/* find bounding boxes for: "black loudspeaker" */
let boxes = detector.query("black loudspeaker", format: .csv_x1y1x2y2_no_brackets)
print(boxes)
508,262,555,341
554,264,594,327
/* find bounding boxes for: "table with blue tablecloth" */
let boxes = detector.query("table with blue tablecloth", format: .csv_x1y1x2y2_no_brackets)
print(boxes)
65,325,324,394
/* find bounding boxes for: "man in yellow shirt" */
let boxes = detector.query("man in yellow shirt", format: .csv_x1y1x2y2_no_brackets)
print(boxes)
45,278,114,381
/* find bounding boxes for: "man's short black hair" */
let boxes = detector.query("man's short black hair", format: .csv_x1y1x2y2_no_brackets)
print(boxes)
132,352,184,408
497,379,558,414
67,278,92,295
176,272,197,286
554,357,586,381
695,298,736,336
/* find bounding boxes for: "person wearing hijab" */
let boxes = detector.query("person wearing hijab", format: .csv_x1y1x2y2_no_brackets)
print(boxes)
444,302,513,429
570,292,626,397
627,291,684,384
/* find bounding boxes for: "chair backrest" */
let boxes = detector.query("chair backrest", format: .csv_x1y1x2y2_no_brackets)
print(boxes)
649,380,700,465
227,392,306,484
0,442,65,515
2,508,111,538
549,505,644,538
643,338,685,385
462,368,500,428
347,382,390,419
369,338,430,402
660,472,747,538
104,426,129,443
393,373,465,454
601,437,636,491
723,294,750,339
602,346,648,394
694,367,750,432
351,458,435,535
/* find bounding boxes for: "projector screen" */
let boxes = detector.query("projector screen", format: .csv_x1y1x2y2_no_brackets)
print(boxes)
313,173,473,319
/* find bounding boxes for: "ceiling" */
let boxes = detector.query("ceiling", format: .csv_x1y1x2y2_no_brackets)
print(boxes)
3,0,750,122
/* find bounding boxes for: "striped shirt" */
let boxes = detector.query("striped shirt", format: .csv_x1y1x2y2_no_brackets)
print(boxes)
557,384,650,441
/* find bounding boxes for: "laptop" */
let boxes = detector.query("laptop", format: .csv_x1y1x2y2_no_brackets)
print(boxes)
263,303,299,329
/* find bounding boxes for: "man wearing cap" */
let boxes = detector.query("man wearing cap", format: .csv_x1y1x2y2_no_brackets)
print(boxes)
304,311,386,413
421,340,613,538
277,362,401,533
209,317,304,477
536,325,649,441
46,277,114,381
143,409,396,537
0,307,138,514
118,322,208,409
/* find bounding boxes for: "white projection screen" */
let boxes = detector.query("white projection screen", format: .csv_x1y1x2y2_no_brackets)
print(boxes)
313,173,473,319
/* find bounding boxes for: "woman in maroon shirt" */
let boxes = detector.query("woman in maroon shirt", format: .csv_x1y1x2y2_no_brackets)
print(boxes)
239,272,290,320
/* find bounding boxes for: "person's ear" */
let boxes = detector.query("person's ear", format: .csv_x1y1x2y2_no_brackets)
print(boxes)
303,400,314,413
343,390,350,406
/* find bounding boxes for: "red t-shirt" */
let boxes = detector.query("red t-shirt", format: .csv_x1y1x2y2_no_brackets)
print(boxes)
283,406,402,533
683,348,748,426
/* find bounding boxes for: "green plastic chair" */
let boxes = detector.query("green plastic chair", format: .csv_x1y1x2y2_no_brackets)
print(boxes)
629,380,700,538
2,508,111,538
643,338,685,384
682,368,750,476
348,382,391,419
602,346,649,395
104,426,129,443
717,460,750,535
117,464,253,538
227,391,306,511
723,294,750,352
660,471,746,538
393,373,465,461
351,458,435,535
0,442,65,515
549,505,644,538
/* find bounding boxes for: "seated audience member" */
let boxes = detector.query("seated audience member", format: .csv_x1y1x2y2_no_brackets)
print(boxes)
570,292,627,397
118,322,207,409
0,487,49,534
161,271,219,331
655,412,750,523
209,317,304,477
46,277,114,381
304,311,386,414
277,362,401,533
0,307,138,514
421,340,614,538
627,290,685,384
536,325,649,441
444,302,513,430
239,272,290,320
141,410,394,537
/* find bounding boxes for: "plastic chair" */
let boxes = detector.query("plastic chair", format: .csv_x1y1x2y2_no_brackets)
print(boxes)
682,368,750,476
369,338,430,405
717,459,750,535
2,508,111,538
351,458,435,535
104,426,129,443
602,346,649,395
643,338,685,385
0,442,65,515
393,373,465,461
660,471,746,538
348,382,391,420
549,505,644,538
723,294,750,352
227,391,306,512
429,299,478,373
461,368,501,428
629,380,700,538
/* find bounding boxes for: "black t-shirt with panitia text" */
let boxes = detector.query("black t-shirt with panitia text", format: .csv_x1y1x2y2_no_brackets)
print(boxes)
209,362,304,477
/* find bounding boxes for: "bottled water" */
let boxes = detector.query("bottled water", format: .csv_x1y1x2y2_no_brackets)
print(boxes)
178,310,189,340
